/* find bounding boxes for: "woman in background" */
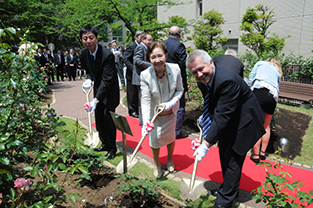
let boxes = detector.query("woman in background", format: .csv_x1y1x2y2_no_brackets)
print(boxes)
248,57,282,163
140,42,183,178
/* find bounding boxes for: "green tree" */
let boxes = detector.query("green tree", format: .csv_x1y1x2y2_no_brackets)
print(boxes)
106,0,183,43
192,9,228,52
240,4,289,57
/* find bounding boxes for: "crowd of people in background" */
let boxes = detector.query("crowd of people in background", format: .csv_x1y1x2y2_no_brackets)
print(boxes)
34,47,86,84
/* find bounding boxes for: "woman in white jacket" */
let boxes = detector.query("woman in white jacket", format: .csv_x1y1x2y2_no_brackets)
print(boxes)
140,42,183,178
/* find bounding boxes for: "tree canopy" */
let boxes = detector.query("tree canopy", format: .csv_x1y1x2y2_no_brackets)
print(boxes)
192,9,228,52
240,4,289,57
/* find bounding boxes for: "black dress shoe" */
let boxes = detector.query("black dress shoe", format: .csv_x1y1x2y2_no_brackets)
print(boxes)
106,150,116,159
209,203,231,208
210,189,239,198
176,132,188,139
130,112,139,118
93,144,107,152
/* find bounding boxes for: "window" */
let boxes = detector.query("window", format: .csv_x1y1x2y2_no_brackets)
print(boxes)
198,0,203,16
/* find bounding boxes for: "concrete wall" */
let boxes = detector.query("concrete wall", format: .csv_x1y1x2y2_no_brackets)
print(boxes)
158,0,313,58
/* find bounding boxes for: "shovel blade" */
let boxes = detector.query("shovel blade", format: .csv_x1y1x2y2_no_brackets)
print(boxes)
84,132,100,148
116,155,139,173
179,178,205,202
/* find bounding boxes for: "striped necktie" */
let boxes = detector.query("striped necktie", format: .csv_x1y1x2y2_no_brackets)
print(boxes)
202,86,212,138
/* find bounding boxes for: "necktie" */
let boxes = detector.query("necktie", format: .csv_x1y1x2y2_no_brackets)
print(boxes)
90,54,95,74
202,86,212,138
59,54,61,63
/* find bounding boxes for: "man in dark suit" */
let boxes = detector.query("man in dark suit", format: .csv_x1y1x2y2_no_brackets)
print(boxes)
34,48,46,69
133,32,152,125
164,26,188,139
54,49,65,81
80,26,120,159
67,49,77,81
187,50,265,208
124,30,143,118
213,49,244,78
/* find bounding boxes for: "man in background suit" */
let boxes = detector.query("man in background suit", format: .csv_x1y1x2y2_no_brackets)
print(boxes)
164,26,188,139
67,49,77,81
124,30,143,118
80,26,120,159
213,49,244,78
187,50,265,208
133,32,152,125
54,49,65,81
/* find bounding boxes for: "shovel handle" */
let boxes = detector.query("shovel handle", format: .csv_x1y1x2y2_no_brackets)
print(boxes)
189,119,203,190
82,85,94,133
129,104,165,162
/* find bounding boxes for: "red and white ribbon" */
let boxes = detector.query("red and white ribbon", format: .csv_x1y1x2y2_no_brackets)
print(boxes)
84,102,91,111
144,121,155,132
191,138,200,150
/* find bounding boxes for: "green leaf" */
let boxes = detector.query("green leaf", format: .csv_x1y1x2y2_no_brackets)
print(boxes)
10,188,16,198
0,157,10,165
0,169,11,174
77,166,88,174
0,48,7,54
6,27,16,35
0,143,5,150
24,166,34,171
58,163,67,170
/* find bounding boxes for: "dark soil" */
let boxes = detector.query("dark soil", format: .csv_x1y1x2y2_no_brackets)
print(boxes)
183,103,312,160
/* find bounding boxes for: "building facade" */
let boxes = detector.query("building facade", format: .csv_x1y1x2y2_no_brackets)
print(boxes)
158,0,313,58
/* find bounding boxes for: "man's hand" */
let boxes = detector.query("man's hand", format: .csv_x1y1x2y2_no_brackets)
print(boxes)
82,79,94,89
84,98,99,114
193,143,210,161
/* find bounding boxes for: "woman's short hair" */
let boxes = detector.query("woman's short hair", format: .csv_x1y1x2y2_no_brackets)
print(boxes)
146,41,168,61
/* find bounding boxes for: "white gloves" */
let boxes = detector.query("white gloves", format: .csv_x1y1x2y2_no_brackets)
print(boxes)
160,99,177,111
193,143,210,161
84,98,99,114
198,114,203,126
142,120,155,136
82,79,94,89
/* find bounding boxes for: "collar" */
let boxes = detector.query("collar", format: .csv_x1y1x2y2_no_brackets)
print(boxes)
207,65,215,89
140,42,147,50
168,36,178,41
89,44,98,58
135,40,140,46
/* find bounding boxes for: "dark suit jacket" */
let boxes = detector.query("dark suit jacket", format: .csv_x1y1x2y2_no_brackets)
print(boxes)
132,43,151,86
198,65,265,155
124,41,139,80
54,53,65,67
81,44,119,109
164,36,188,91
67,53,77,67
213,55,244,78
34,53,46,67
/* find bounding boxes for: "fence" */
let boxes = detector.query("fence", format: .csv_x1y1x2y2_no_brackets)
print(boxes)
282,65,313,84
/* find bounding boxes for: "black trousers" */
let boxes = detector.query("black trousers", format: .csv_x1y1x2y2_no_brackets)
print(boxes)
216,140,246,207
68,66,76,81
95,103,117,152
56,66,64,81
126,79,138,115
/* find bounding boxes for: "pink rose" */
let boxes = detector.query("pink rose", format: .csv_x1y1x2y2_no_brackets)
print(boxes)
14,178,31,191
0,193,2,205
38,88,43,93
45,78,48,81
19,103,24,108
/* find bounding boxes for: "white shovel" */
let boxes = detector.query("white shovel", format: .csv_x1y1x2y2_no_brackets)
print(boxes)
82,86,100,148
